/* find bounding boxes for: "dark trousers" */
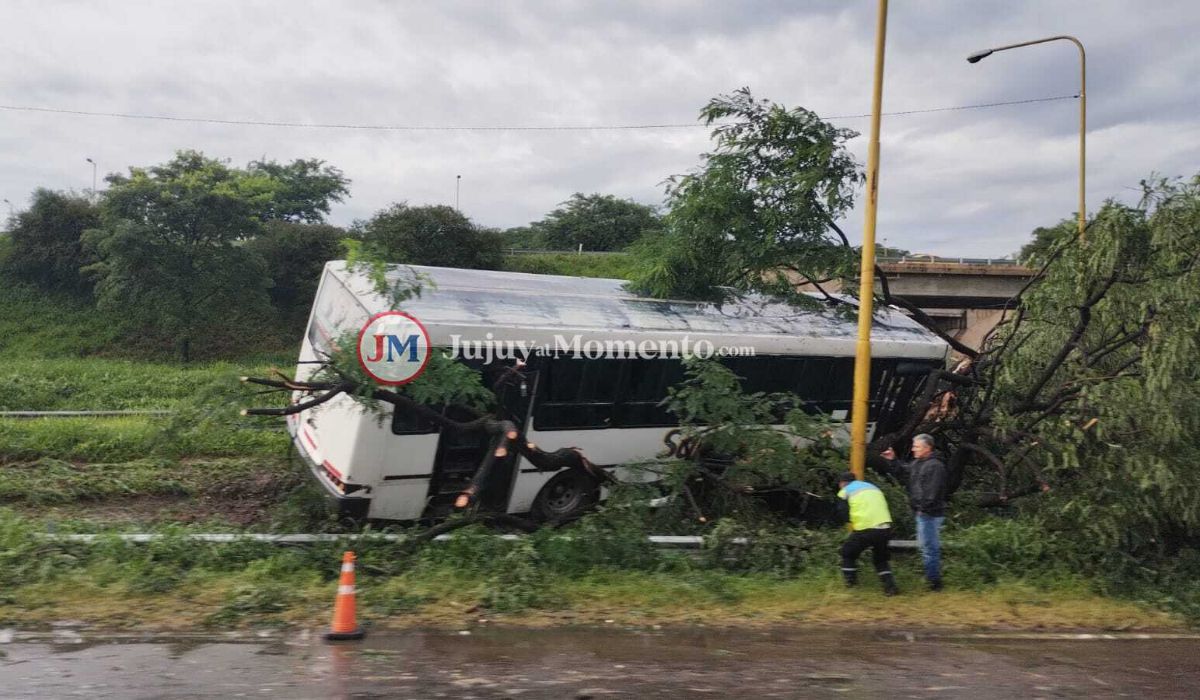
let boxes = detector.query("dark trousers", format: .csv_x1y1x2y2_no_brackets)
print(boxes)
840,527,893,575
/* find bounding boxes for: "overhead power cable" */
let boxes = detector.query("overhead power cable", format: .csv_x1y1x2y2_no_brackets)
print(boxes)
0,94,1078,132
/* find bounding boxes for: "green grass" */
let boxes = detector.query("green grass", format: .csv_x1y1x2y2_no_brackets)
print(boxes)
0,279,123,358
0,456,294,505
0,357,295,411
0,273,299,361
0,416,288,462
502,252,636,279
0,513,1183,631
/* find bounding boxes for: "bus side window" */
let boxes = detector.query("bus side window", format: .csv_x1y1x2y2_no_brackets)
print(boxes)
391,404,441,435
535,356,620,430
614,358,684,428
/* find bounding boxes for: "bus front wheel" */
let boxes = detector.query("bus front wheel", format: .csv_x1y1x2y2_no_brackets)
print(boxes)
531,468,600,523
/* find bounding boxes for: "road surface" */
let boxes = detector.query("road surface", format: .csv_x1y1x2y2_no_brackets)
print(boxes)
3,626,1199,698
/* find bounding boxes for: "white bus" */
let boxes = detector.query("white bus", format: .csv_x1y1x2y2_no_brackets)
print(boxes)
287,262,948,522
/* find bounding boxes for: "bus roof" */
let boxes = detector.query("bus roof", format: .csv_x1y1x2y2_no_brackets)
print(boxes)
325,262,948,360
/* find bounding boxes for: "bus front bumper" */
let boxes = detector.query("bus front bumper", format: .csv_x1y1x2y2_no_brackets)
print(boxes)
293,438,371,520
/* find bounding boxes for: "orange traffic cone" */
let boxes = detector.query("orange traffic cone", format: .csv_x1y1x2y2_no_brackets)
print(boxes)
324,551,365,641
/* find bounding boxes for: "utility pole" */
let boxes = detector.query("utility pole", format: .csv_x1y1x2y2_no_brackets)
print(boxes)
849,0,889,480
455,175,462,212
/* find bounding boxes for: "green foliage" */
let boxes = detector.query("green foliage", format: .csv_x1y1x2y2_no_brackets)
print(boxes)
660,358,844,517
307,332,493,417
527,192,661,251
0,356,289,409
500,225,545,249
979,176,1200,552
0,280,123,358
356,203,504,270
1016,223,1070,264
482,540,563,612
946,518,1074,587
701,518,835,577
628,88,862,303
84,151,276,362
501,252,637,279
533,494,666,574
245,221,346,313
342,239,431,309
3,189,100,295
246,158,350,223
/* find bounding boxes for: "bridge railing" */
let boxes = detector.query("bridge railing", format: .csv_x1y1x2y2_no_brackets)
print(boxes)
878,255,1020,266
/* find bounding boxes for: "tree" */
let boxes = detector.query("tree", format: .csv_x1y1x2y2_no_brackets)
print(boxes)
868,175,1200,560
1016,223,1071,263
358,203,504,270
246,158,349,223
500,225,545,250
629,87,976,356
628,87,863,304
84,151,276,361
246,220,346,315
530,193,660,251
3,189,100,295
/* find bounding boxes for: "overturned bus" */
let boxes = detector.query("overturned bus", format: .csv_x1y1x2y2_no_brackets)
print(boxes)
287,262,948,523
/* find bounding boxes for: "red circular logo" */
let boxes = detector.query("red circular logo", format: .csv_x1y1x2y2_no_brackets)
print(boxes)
356,311,432,386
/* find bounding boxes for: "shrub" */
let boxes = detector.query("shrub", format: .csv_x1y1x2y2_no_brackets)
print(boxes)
3,189,100,296
245,221,345,314
358,204,504,270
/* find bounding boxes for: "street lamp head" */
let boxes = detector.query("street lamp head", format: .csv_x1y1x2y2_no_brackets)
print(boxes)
966,49,994,64
86,157,94,164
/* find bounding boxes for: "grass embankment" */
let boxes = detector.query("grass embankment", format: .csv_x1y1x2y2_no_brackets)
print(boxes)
0,356,300,528
0,517,1179,632
502,252,635,280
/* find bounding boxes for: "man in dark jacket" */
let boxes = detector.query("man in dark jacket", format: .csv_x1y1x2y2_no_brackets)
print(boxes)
880,433,948,591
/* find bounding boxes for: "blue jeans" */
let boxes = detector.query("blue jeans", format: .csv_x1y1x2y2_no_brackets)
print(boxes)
916,513,945,582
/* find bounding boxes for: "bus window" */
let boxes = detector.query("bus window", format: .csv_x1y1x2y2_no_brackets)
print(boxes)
391,404,441,435
614,358,684,428
535,357,621,429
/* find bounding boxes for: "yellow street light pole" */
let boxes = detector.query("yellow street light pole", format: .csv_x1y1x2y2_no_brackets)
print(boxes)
967,36,1086,238
848,0,889,480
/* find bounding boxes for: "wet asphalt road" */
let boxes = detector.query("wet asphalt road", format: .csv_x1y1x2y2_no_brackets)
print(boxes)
3,626,1200,699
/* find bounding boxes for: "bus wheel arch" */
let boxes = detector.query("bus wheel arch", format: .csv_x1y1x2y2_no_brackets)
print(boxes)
531,467,601,523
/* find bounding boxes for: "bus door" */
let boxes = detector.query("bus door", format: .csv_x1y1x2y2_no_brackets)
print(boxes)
424,365,537,518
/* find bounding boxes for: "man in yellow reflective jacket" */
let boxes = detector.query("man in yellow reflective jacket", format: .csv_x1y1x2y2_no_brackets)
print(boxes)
837,471,899,596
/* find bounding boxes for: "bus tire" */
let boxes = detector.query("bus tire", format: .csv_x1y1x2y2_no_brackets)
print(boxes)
531,468,600,523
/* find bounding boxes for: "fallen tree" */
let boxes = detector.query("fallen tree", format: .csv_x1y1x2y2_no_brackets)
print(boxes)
237,88,1200,559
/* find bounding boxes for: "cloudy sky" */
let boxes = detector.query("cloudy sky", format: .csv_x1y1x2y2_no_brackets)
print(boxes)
1,1,1197,257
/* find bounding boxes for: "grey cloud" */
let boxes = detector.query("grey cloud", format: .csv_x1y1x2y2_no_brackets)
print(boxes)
0,0,1197,258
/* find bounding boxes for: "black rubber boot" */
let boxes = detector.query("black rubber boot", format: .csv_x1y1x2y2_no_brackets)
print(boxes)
880,572,899,596
928,578,944,592
842,568,858,587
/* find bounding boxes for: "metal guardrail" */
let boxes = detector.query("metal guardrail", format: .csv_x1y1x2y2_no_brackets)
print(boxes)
40,533,921,550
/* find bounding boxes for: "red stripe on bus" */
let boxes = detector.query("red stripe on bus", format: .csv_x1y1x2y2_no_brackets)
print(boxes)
303,429,318,451
323,460,343,480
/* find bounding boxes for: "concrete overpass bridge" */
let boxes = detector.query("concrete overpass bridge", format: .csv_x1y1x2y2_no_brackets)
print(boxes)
877,258,1034,309
875,257,1035,352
